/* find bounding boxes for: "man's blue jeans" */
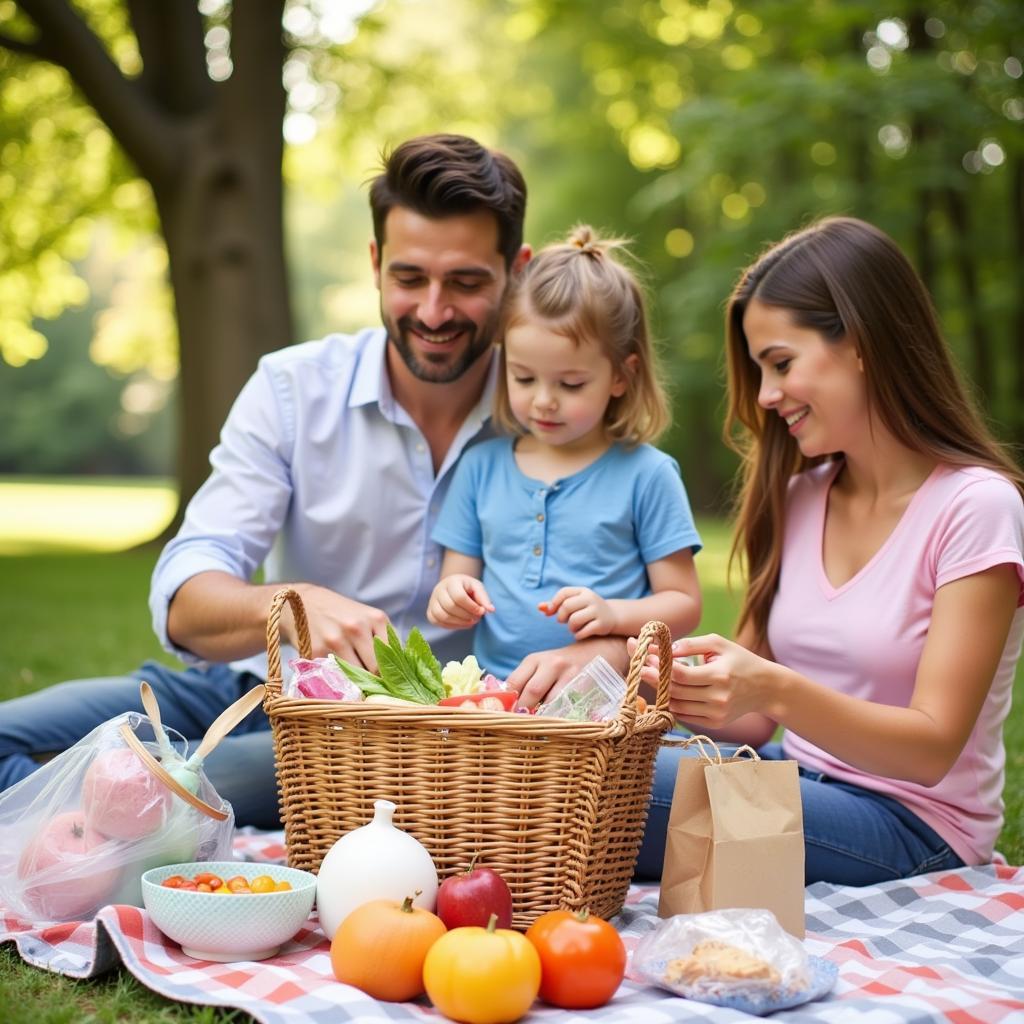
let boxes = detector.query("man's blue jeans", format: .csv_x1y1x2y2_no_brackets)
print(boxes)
0,661,281,828
635,738,965,885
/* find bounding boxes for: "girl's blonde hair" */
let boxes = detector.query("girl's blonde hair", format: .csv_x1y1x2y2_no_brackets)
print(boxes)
492,224,671,445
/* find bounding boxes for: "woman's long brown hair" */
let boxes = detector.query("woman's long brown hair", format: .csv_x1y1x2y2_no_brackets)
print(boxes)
725,216,1024,648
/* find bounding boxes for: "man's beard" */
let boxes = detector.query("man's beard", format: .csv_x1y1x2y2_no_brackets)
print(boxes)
384,309,498,384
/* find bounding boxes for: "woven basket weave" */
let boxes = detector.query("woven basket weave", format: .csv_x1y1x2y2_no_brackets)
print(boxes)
263,587,674,927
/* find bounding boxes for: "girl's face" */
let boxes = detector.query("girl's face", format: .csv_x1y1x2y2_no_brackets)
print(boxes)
744,298,868,458
504,318,628,451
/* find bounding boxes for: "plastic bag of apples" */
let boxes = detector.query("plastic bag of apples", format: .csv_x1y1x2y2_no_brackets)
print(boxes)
0,681,264,923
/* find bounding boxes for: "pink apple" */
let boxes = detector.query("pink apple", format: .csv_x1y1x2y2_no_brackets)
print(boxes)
17,810,121,921
82,747,169,840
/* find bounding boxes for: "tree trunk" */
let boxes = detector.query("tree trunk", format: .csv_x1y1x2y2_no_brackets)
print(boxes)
156,6,292,522
944,186,994,407
1014,155,1024,448
8,0,292,528
907,11,936,295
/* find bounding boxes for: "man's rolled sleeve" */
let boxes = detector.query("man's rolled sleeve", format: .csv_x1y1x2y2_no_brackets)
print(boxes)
148,355,295,663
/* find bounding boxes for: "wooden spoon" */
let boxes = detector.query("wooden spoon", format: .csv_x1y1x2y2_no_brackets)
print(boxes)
139,680,177,761
186,685,266,768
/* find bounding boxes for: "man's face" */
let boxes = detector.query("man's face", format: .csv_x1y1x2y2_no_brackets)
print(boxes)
372,207,513,384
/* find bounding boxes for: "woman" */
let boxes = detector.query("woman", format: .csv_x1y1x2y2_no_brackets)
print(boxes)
637,216,1024,885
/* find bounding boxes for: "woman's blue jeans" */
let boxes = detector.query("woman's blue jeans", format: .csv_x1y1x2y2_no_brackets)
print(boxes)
0,661,281,829
635,739,965,886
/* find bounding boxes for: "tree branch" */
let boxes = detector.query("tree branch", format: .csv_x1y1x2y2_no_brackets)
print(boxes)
0,29,48,57
127,0,213,115
15,0,182,185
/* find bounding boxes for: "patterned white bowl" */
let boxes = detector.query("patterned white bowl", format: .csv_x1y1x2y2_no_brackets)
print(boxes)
141,861,317,962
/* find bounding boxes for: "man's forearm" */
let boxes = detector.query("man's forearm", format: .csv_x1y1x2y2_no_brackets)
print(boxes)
166,571,290,662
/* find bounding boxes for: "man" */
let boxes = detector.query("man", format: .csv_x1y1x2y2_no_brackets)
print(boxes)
0,134,622,827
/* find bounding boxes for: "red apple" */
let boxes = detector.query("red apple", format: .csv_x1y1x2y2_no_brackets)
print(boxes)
17,810,121,921
436,856,513,930
83,746,169,840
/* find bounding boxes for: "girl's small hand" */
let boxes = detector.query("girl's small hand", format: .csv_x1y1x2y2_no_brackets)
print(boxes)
427,574,495,630
632,633,776,727
544,586,616,640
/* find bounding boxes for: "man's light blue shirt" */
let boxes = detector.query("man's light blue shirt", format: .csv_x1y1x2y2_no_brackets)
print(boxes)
150,328,496,679
432,438,702,678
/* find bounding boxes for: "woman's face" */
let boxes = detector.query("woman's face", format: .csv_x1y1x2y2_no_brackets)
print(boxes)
743,298,868,458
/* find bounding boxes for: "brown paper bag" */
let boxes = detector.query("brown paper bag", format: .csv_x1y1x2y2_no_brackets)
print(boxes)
658,735,806,937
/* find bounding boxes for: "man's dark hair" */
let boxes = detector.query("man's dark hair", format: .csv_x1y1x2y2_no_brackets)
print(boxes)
369,134,527,269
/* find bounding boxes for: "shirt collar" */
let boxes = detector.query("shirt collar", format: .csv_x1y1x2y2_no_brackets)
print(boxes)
348,328,389,409
348,327,498,430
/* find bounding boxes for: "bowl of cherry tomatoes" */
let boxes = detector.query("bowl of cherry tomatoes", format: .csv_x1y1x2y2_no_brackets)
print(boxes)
141,861,316,962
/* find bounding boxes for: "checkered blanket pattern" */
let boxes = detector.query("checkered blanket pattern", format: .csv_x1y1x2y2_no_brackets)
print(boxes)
3,829,1022,1023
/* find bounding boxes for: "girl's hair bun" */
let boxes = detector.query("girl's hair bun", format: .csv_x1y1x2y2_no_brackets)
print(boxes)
567,223,627,260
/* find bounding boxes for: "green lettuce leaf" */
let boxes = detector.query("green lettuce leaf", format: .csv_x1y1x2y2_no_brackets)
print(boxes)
374,633,436,703
404,627,445,701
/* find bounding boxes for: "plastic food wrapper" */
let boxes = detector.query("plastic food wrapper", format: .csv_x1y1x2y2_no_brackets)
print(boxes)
631,908,837,1015
286,656,363,701
536,656,626,721
0,683,263,924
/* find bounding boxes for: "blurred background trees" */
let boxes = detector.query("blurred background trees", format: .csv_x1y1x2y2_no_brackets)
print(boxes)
1,0,1020,513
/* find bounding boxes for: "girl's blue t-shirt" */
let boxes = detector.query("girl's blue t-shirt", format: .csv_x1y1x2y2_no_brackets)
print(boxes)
431,438,702,678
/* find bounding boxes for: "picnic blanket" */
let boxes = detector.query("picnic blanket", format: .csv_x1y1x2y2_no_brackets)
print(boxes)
3,829,1023,1023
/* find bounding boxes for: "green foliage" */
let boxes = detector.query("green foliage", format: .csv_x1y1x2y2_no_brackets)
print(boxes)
0,4,153,368
3,0,1022,501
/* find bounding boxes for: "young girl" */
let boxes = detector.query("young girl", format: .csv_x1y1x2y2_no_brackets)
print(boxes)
637,216,1024,884
428,225,702,682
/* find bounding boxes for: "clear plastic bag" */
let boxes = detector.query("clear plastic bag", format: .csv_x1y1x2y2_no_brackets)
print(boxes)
0,683,262,923
286,656,363,701
632,908,837,1015
536,656,626,721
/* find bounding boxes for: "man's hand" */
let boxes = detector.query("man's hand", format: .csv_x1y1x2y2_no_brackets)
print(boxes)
427,574,495,630
288,583,391,671
507,636,629,709
541,586,616,640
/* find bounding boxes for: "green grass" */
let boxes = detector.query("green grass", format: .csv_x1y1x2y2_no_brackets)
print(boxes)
0,491,1020,1021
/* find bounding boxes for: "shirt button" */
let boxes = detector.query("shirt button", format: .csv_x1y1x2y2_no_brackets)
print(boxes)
536,513,544,522
416,442,426,454
426,556,437,568
533,545,542,556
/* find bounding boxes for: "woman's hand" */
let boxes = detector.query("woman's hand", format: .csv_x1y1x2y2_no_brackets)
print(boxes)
636,633,780,728
427,574,495,630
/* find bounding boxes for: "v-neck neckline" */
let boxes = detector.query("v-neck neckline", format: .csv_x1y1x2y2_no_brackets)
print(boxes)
817,460,943,598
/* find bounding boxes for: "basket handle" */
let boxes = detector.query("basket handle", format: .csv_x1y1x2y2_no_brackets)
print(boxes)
265,587,313,698
619,619,674,732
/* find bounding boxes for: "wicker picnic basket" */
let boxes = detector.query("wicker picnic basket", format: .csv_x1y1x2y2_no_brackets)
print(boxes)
263,587,675,928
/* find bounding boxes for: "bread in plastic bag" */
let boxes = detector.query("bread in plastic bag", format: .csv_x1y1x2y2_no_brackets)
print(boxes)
632,908,837,1015
0,683,263,923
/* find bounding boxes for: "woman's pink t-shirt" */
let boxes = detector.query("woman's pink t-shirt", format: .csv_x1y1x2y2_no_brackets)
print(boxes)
769,462,1024,864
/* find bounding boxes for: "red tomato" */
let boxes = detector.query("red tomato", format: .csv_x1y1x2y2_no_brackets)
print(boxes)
161,875,188,889
525,909,626,1009
438,691,518,712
